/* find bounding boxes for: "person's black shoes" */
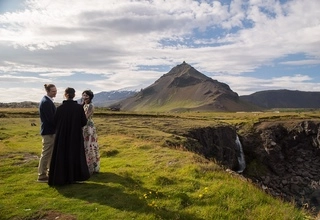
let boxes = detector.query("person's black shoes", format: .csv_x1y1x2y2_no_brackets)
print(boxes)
37,176,49,183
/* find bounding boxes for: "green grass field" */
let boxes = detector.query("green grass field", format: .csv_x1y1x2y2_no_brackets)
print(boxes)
0,108,318,219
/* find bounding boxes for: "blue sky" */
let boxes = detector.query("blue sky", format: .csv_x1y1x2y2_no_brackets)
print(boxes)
0,0,319,103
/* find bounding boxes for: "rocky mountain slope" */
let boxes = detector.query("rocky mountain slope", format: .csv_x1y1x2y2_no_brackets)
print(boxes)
110,62,260,112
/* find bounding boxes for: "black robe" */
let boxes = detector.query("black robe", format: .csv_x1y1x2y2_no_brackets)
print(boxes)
49,100,90,186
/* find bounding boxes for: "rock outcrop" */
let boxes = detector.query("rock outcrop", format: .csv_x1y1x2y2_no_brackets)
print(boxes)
242,120,320,213
186,126,240,170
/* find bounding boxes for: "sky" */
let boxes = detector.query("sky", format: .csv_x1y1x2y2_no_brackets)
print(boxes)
0,0,319,103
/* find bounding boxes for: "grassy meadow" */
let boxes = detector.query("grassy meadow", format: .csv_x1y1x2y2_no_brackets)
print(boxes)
0,108,319,220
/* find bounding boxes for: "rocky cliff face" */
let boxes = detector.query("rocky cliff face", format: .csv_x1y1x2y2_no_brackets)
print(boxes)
186,126,240,170
182,120,320,214
242,120,320,213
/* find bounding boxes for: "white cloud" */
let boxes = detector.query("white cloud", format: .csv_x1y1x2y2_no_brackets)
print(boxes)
280,59,320,66
39,72,75,77
0,0,319,102
0,74,47,83
213,73,320,96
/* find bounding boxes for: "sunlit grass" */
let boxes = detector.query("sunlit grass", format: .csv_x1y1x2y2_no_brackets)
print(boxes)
0,109,318,219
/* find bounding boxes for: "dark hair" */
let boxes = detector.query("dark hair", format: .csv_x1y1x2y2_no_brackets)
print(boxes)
65,87,75,99
44,84,56,92
82,90,94,102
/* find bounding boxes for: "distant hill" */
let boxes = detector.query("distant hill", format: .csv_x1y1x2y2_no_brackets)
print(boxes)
110,62,260,112
0,101,39,108
0,91,136,108
93,90,137,107
240,90,320,109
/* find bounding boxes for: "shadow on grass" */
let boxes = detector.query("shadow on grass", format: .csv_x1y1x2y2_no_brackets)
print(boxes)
56,172,202,220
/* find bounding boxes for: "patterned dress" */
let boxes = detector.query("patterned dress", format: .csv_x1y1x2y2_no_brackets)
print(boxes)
83,103,100,175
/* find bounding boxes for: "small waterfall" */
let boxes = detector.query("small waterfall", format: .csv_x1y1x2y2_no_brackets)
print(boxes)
235,135,246,173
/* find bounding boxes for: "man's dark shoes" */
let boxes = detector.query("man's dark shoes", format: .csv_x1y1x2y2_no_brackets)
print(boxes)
37,176,49,183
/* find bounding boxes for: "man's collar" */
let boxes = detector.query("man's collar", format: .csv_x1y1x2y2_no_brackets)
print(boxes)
45,95,54,102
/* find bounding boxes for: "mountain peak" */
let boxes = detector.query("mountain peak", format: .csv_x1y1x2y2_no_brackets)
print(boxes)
110,63,257,112
162,62,211,81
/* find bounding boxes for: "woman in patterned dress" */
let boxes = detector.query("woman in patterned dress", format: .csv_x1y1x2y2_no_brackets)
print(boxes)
82,90,100,175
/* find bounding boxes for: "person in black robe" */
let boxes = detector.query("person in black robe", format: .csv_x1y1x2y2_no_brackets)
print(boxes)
48,87,90,186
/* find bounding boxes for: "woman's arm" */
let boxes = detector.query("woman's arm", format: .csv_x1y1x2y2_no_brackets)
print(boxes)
85,103,94,119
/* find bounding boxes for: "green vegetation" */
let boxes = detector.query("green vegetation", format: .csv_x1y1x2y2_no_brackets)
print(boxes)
132,100,206,112
0,108,318,219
